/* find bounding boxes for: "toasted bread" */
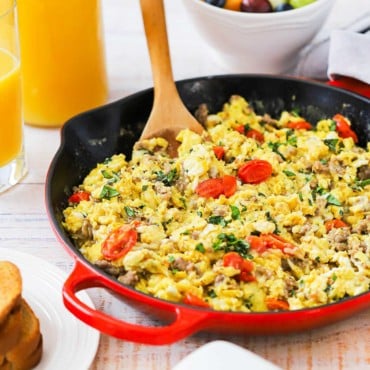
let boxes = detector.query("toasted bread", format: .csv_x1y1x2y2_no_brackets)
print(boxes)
5,299,41,366
3,335,42,370
0,262,43,370
0,305,22,354
0,359,10,370
0,262,22,325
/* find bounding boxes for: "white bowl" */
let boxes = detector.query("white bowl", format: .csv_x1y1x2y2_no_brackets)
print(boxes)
181,0,335,73
173,340,282,370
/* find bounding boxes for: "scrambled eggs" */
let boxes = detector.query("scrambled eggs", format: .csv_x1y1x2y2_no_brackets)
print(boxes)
63,95,370,312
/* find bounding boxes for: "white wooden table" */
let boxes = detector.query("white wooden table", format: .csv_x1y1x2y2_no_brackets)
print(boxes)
1,1,369,369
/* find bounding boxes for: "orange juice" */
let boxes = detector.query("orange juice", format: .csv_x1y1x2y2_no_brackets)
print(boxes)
17,0,108,127
0,48,22,166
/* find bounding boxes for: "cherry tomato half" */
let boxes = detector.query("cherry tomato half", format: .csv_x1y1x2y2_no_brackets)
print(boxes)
245,129,265,143
238,159,272,184
234,124,245,134
234,125,264,143
246,235,268,254
223,251,244,270
68,190,90,203
265,297,290,311
239,268,256,282
101,224,138,261
196,178,224,198
221,175,237,197
286,120,312,130
325,219,348,232
213,145,226,160
247,234,297,255
183,293,210,308
223,252,255,282
260,233,296,252
196,175,237,198
333,113,358,143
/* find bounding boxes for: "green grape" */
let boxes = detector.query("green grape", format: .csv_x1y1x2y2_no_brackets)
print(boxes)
269,0,288,9
289,0,316,8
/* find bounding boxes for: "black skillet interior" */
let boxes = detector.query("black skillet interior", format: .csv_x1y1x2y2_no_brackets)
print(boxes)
46,74,370,251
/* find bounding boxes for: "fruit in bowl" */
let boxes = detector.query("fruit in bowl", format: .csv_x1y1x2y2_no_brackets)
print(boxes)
204,0,317,12
182,0,334,73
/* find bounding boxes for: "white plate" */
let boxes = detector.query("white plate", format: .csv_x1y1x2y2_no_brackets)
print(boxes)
173,340,282,370
0,247,100,370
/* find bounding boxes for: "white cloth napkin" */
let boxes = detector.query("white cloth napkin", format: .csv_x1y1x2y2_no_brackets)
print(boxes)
328,30,370,84
292,0,370,84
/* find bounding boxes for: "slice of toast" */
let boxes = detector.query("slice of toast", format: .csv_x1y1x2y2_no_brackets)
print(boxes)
2,335,43,370
0,262,22,325
0,359,10,370
5,299,41,366
0,305,22,354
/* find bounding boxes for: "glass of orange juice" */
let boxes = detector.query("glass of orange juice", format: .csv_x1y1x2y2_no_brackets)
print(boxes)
0,0,27,194
17,0,108,127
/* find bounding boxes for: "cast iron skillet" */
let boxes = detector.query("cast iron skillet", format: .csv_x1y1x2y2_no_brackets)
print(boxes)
46,75,370,345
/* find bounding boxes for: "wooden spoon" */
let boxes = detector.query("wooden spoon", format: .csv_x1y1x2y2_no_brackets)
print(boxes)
137,0,204,156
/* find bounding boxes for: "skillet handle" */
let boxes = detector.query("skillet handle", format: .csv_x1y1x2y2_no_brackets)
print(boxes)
63,260,210,345
327,76,370,98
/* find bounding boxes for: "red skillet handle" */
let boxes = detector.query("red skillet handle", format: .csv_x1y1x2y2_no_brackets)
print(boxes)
327,76,370,98
63,260,209,345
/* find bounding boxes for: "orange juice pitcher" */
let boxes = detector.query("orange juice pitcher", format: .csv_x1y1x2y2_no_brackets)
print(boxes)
17,0,108,127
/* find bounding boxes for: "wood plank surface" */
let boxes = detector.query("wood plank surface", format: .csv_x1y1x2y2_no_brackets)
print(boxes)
0,1,369,369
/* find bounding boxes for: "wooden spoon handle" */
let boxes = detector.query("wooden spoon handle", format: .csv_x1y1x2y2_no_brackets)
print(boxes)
140,0,178,102
138,0,203,150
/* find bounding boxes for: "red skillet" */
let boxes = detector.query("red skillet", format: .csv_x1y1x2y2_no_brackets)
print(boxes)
45,74,370,345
